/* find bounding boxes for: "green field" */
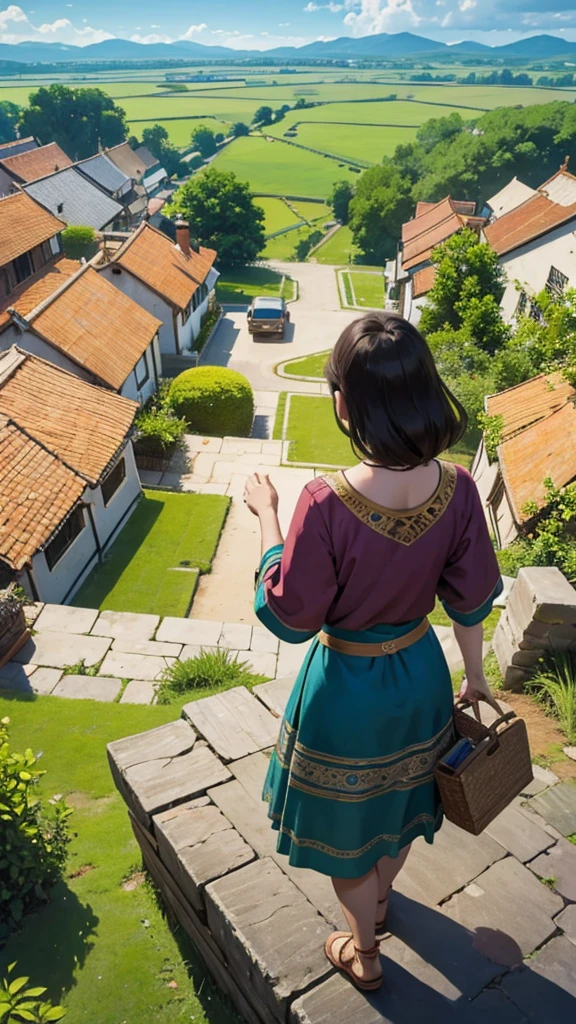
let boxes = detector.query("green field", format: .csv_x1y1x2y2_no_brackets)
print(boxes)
130,117,231,147
292,200,332,223
282,350,331,378
348,271,385,307
286,122,415,163
211,135,359,197
255,196,303,235
262,224,322,260
216,265,295,303
313,225,362,265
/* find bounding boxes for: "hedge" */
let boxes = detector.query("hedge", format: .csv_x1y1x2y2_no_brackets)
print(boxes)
169,366,254,437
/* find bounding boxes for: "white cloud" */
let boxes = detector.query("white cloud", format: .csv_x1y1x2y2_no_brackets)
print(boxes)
459,0,476,10
130,32,172,44
303,2,343,11
180,22,207,39
344,0,422,35
0,4,114,44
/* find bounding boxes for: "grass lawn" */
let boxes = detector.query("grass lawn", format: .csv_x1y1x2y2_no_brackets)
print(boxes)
348,271,385,308
262,224,323,260
255,196,302,236
211,135,359,199
73,490,229,617
217,265,295,303
272,391,288,440
287,122,415,164
312,225,361,265
291,200,332,224
0,695,244,1024
281,349,331,379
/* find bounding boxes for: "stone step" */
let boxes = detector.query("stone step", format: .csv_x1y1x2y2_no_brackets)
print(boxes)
183,686,279,762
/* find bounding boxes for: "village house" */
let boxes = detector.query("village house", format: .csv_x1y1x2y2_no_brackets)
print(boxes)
472,371,576,548
0,141,73,196
98,220,218,360
0,191,65,299
483,168,576,322
0,263,162,404
75,152,148,225
0,137,37,162
134,144,169,195
485,176,537,220
23,165,124,231
104,142,148,184
0,346,141,604
392,197,485,324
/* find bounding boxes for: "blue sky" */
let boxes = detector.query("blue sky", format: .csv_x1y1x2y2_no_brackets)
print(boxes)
1,1,576,49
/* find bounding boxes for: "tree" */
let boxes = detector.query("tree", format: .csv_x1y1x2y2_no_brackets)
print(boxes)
190,126,217,158
0,101,20,144
252,105,274,126
61,225,97,260
416,112,463,154
348,164,413,264
167,167,266,268
140,123,184,178
329,180,355,225
19,85,127,160
232,122,250,137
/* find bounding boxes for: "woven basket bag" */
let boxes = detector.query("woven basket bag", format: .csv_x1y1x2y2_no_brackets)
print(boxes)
434,694,533,835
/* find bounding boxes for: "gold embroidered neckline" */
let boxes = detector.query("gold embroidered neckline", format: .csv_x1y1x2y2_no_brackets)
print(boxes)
324,460,458,546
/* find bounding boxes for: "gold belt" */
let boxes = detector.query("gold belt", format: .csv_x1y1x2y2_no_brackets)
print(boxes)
318,617,430,657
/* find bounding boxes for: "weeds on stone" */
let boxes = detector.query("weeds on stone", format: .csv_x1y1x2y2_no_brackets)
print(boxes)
61,658,99,677
540,876,557,889
156,649,267,705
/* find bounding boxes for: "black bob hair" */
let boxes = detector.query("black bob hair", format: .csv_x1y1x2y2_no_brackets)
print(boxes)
324,312,467,469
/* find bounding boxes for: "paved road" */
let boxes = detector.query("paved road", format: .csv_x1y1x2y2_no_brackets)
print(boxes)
200,261,356,392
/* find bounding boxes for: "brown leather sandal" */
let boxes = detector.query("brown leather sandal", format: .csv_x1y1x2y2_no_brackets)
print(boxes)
324,931,383,991
375,885,392,942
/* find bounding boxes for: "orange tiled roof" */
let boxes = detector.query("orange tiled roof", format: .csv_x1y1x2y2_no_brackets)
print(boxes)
402,197,456,244
28,266,162,390
402,211,465,271
484,192,576,257
486,372,576,443
112,221,217,311
0,258,80,331
499,401,576,523
415,201,437,217
412,265,436,298
0,142,73,183
0,347,138,485
0,191,65,267
0,413,85,571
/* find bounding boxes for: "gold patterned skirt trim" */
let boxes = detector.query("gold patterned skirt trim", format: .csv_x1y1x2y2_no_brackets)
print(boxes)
293,717,454,767
278,809,442,859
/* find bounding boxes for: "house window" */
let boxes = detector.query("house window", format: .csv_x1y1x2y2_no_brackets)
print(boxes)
101,458,126,506
0,269,9,299
49,235,62,256
12,251,32,285
545,265,569,297
516,290,528,317
45,506,86,570
135,352,149,389
182,301,192,324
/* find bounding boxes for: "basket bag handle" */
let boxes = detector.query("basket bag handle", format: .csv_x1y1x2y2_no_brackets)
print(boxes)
455,693,517,734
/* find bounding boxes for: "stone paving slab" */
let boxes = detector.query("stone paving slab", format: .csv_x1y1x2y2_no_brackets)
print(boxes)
26,667,63,695
179,644,219,661
250,626,280,655
23,602,44,626
111,638,183,658
243,651,278,678
253,675,295,717
528,837,576,900
555,904,576,946
205,857,332,1022
120,680,156,704
108,719,197,772
219,623,253,651
441,856,563,965
35,604,98,634
0,662,36,690
520,764,559,798
500,936,576,1020
156,617,223,646
485,803,556,863
277,639,313,677
527,782,576,836
395,820,506,907
15,631,112,668
91,610,160,640
183,686,278,761
99,651,175,681
52,675,122,702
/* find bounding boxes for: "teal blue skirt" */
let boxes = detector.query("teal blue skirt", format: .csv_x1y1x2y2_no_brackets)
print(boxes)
262,619,456,878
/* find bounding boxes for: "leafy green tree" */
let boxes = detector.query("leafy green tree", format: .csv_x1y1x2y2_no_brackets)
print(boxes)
231,122,250,137
0,100,20,144
252,105,274,126
348,164,413,264
19,85,127,160
61,225,97,260
512,287,576,383
140,124,184,178
190,125,217,158
329,180,355,224
167,167,266,268
416,112,464,154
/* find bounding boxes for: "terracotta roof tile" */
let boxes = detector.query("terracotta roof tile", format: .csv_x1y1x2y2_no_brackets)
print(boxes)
0,347,138,485
402,211,465,271
484,192,576,257
29,266,162,390
415,201,437,217
0,258,80,331
412,265,436,298
112,221,217,311
0,414,84,571
0,142,73,184
402,197,455,244
499,401,576,522
0,191,65,267
486,372,575,443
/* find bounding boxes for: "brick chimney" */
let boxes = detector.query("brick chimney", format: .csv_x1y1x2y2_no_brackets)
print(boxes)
175,218,190,257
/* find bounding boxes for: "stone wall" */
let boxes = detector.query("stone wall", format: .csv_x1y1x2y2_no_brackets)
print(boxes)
493,566,576,691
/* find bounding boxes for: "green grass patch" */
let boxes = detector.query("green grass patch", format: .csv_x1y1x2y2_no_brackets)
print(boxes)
73,490,229,616
216,265,286,303
341,270,355,307
255,196,302,236
286,122,415,164
273,391,288,440
157,648,268,706
349,271,385,308
0,695,243,1024
291,200,332,224
262,223,323,260
282,350,331,379
312,225,361,265
211,135,359,198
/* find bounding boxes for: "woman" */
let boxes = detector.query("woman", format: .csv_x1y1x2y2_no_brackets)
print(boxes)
244,313,502,992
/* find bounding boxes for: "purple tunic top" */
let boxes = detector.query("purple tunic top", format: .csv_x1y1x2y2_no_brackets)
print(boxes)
258,461,502,638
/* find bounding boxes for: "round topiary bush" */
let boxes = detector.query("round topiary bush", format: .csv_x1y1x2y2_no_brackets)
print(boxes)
169,366,254,437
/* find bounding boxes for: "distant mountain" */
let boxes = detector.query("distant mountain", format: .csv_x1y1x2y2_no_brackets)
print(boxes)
0,32,576,65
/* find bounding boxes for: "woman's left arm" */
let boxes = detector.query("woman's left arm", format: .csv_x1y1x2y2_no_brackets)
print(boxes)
244,473,284,555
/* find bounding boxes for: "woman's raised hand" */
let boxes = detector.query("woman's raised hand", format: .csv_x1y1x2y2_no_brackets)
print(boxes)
244,473,279,517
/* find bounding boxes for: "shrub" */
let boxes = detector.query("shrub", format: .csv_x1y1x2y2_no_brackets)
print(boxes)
527,653,576,743
193,300,222,354
156,648,266,705
133,406,187,458
60,225,97,260
0,962,66,1022
169,366,254,437
0,717,72,938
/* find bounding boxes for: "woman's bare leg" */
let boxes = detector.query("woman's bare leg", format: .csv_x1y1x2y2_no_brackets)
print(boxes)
376,843,412,908
330,868,381,982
